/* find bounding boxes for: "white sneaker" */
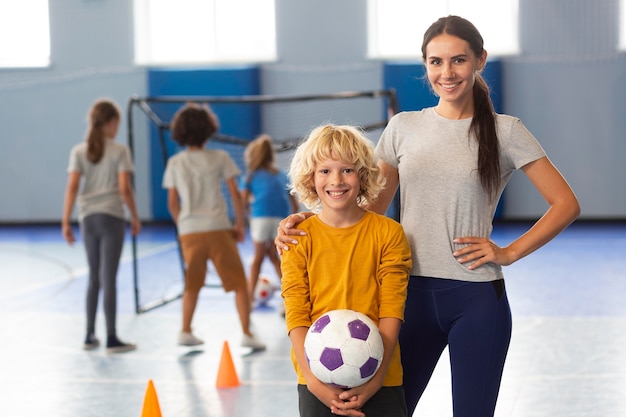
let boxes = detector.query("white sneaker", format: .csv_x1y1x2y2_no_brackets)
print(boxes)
241,334,266,351
178,331,204,346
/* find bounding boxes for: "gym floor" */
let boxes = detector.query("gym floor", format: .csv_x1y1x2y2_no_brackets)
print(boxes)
1,220,625,417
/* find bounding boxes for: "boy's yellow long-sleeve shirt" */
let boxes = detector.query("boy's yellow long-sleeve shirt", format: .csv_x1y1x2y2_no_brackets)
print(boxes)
281,211,412,386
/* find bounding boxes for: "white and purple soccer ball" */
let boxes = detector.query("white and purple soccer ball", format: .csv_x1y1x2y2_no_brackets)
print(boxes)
304,309,384,389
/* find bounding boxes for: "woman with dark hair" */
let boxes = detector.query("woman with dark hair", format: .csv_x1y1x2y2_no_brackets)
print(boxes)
277,16,580,417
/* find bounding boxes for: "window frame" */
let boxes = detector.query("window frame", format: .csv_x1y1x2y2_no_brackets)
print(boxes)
617,0,626,52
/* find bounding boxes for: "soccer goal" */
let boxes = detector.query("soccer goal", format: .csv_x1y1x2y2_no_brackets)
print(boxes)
126,89,399,314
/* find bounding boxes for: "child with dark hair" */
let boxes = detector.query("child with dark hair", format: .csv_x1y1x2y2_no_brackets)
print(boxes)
163,103,265,350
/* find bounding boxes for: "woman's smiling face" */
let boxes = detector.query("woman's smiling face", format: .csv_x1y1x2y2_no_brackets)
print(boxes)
424,33,486,113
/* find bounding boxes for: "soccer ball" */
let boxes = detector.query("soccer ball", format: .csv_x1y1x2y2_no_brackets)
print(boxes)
254,275,275,304
304,309,384,388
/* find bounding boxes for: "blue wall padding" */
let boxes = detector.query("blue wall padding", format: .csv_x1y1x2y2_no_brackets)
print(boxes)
382,60,504,218
147,66,261,220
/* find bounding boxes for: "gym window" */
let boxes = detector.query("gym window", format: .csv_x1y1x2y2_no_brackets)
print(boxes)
367,0,520,59
133,0,277,66
0,0,50,68
617,0,626,51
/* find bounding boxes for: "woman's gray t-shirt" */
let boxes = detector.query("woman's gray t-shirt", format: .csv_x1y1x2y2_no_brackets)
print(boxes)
375,107,545,282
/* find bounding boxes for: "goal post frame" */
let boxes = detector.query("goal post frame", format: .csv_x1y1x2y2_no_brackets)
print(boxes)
126,89,399,314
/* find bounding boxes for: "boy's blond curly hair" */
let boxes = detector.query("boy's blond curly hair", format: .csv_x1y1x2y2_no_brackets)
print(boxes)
288,124,385,210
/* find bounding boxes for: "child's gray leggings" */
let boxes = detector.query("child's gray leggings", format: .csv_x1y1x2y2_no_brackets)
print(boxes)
80,213,125,337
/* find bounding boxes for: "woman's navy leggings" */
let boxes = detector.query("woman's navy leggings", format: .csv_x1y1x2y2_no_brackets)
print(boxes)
399,277,512,417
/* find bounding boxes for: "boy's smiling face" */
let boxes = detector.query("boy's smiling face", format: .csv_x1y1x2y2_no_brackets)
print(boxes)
314,158,361,213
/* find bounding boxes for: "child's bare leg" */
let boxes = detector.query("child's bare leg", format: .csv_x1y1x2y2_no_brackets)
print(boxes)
248,241,265,302
234,285,252,336
233,282,266,349
181,288,200,333
266,241,282,279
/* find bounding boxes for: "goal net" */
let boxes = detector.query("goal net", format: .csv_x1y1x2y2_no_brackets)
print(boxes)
127,89,399,314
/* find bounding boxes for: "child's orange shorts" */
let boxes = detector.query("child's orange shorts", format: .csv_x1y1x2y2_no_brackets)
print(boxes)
179,230,247,292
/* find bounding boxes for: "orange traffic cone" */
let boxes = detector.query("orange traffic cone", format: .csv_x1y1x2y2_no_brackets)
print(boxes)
215,340,240,388
141,379,162,417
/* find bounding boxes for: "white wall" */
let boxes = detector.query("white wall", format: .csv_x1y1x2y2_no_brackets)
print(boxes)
0,0,149,222
502,0,626,218
261,0,383,143
0,0,624,222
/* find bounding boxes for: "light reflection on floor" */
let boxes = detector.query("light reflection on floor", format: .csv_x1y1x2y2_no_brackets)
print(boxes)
0,221,624,417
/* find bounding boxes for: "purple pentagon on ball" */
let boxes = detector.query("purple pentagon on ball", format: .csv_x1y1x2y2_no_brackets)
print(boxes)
319,347,344,371
311,314,331,333
347,319,370,340
360,357,379,379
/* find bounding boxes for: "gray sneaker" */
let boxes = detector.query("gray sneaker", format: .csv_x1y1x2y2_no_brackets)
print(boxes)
83,334,100,350
106,336,137,353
